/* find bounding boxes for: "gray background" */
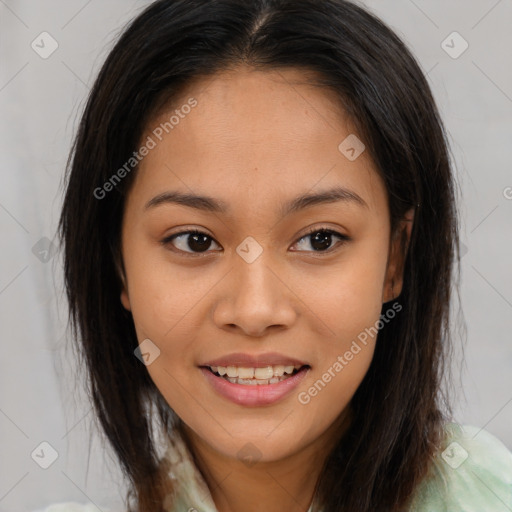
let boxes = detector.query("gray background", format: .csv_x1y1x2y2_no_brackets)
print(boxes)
0,0,511,510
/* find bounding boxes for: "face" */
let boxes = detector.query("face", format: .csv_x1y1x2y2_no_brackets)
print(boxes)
119,66,410,463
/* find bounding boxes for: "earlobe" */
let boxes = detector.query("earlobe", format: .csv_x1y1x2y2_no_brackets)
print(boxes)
119,271,131,311
121,288,131,311
383,207,415,303
113,247,131,311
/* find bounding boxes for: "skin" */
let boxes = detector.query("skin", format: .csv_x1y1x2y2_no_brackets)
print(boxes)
119,66,414,512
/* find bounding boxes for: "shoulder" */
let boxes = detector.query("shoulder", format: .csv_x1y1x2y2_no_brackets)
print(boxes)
409,423,512,511
32,503,111,512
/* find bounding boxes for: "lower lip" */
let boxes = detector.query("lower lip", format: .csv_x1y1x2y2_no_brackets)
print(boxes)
200,366,310,407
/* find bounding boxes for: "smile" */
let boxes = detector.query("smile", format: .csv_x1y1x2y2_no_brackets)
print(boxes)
206,364,304,385
200,364,311,406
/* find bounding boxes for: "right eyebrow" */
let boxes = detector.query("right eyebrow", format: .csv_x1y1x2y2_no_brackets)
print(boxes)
144,191,229,213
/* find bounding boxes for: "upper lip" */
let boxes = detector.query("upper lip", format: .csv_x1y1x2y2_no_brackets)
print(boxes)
200,352,310,368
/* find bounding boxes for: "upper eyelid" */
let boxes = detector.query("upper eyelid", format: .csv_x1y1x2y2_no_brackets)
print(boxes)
163,227,348,254
165,226,346,242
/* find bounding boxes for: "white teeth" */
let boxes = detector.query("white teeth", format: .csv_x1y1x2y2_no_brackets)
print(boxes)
226,376,280,385
239,378,258,385
273,365,285,376
254,366,274,380
208,363,305,384
238,367,255,379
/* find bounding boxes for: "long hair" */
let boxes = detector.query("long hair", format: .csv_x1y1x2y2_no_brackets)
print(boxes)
58,1,461,510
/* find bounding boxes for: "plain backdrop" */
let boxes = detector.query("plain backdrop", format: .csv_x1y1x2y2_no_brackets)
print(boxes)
0,1,511,510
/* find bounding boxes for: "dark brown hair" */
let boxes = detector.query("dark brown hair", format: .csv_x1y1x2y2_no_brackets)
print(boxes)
58,0,461,510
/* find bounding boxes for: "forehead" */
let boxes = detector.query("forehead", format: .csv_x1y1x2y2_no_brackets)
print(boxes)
129,66,386,216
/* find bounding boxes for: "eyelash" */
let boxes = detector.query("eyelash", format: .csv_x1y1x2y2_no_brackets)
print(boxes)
161,226,350,257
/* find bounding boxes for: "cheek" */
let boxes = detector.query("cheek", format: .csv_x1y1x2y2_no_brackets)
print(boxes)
295,259,385,431
296,342,374,442
295,244,388,345
124,258,208,413
295,237,387,408
124,245,212,342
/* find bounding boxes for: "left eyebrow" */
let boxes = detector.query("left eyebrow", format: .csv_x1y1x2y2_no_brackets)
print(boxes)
279,186,369,217
143,185,368,216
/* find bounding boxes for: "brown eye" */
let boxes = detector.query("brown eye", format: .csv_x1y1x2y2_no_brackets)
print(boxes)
161,227,350,257
292,228,350,253
162,229,221,255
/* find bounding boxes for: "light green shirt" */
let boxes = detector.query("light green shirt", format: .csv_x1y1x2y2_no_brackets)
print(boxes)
408,423,512,511
36,423,512,512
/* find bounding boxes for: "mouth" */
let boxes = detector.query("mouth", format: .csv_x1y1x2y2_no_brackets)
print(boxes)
199,363,311,407
202,364,310,385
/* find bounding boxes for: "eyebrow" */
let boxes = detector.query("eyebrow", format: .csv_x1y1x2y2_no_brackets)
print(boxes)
144,185,368,217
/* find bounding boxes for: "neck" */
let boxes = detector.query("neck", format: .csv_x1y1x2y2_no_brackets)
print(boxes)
180,407,352,512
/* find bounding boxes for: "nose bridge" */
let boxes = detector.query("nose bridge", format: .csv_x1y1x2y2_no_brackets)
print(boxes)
234,239,280,308
214,238,296,335
235,245,276,300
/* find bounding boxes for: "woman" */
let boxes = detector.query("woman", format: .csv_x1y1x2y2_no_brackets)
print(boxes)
48,0,512,511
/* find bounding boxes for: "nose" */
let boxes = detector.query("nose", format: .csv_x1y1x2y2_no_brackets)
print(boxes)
212,250,297,337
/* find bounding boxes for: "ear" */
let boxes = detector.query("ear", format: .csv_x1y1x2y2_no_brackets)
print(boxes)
120,280,131,311
382,208,415,303
114,249,131,311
